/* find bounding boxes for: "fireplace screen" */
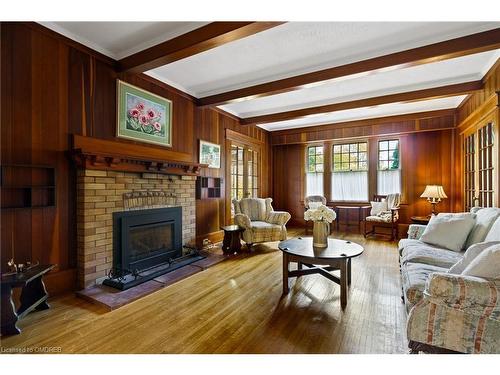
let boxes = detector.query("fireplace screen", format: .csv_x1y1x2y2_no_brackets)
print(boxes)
129,223,173,265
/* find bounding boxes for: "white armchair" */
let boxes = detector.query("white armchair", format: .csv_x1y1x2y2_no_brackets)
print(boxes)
232,198,291,247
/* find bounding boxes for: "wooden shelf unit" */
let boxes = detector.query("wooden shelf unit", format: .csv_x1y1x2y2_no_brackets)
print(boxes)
0,164,56,209
196,177,222,199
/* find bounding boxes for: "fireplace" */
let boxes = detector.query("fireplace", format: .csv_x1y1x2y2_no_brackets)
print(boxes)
103,207,203,290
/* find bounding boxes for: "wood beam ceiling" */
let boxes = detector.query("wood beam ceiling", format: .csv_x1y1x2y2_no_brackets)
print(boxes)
240,80,483,125
118,22,285,73
199,28,500,107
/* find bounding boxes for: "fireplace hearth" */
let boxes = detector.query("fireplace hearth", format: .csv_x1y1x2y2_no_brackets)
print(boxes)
103,207,204,290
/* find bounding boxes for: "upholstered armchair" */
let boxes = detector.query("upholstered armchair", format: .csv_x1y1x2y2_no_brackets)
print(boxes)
362,193,401,240
232,198,291,247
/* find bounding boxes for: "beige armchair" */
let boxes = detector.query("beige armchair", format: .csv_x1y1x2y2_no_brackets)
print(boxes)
232,198,291,248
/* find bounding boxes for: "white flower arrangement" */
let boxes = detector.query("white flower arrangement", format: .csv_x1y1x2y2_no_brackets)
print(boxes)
304,204,336,223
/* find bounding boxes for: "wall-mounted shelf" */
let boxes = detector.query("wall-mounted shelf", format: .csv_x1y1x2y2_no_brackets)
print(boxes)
1,164,56,209
196,177,222,199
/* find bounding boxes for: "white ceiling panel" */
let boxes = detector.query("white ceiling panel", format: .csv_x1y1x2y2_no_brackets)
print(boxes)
39,21,209,59
259,96,467,132
220,50,500,118
147,22,500,97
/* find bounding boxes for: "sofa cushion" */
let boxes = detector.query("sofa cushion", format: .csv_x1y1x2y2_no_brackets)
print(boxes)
485,216,500,242
420,213,476,252
465,207,500,248
401,262,448,311
398,238,422,251
449,241,500,274
462,244,500,279
400,241,463,268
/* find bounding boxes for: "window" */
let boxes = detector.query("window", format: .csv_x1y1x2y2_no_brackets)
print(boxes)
331,142,368,201
306,145,324,196
247,148,259,198
464,133,476,211
231,145,244,200
463,122,496,209
231,145,260,201
377,140,401,195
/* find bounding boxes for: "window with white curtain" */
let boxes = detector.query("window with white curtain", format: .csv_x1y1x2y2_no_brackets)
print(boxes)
306,145,324,196
377,139,401,195
331,142,368,201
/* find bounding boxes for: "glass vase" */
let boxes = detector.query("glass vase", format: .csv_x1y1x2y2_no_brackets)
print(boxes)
312,220,329,248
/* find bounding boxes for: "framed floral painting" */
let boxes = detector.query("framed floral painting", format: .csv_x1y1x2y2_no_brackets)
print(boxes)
199,140,221,168
116,80,172,147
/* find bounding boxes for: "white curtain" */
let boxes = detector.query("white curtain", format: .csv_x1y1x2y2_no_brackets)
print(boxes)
306,173,323,196
331,171,368,201
378,169,401,195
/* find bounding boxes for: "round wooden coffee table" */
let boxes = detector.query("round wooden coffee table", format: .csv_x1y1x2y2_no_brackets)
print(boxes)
278,237,364,309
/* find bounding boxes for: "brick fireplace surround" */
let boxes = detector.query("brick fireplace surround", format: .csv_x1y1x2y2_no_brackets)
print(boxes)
77,169,196,289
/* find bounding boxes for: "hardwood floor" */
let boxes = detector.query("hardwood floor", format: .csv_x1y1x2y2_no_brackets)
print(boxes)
0,229,408,353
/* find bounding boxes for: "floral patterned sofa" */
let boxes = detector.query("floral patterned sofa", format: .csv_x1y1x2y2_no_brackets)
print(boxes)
232,198,291,247
399,208,500,354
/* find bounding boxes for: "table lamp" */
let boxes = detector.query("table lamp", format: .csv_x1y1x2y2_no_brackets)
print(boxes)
420,185,447,216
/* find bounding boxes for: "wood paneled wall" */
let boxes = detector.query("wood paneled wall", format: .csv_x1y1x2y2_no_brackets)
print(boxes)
455,59,500,211
272,121,457,227
457,60,500,125
1,22,270,293
194,108,271,245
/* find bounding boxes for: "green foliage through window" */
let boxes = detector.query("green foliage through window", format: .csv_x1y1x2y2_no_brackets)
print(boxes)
307,146,324,173
378,140,399,170
332,142,368,172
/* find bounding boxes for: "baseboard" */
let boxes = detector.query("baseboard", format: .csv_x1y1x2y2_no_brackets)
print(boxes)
196,230,224,248
44,268,77,295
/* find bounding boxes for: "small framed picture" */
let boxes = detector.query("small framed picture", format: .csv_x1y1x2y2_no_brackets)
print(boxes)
116,80,172,147
199,140,221,169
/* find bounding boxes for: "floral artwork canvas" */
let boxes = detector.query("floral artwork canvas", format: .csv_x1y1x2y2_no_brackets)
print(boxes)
199,140,221,168
117,80,172,147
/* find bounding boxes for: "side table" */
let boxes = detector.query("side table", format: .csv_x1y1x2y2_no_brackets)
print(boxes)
221,225,244,254
335,206,362,232
1,264,55,335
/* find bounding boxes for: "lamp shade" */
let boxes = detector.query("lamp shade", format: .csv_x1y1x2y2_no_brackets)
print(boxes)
420,185,447,199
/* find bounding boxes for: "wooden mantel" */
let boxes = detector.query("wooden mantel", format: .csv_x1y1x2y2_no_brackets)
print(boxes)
71,135,206,176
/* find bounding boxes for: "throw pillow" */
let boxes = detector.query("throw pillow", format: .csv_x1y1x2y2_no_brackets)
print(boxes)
420,213,476,252
464,207,500,248
461,243,500,279
370,201,388,216
485,216,500,242
448,241,500,274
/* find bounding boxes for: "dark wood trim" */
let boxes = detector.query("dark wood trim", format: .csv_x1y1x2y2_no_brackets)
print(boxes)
270,109,456,138
241,81,483,125
211,106,245,123
225,128,265,146
196,230,224,248
199,28,500,106
71,135,205,176
119,22,285,73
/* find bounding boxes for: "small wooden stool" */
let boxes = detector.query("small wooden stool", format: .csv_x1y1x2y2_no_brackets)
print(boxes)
221,225,244,255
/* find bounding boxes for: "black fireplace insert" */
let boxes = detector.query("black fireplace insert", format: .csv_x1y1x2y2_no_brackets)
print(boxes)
103,207,204,290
